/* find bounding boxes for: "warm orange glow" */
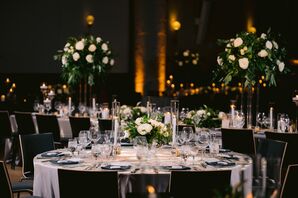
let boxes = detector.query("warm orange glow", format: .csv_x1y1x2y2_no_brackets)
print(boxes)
290,59,298,65
1,95,5,102
180,83,184,88
247,15,256,33
9,88,13,93
157,27,166,96
135,54,145,95
238,82,242,87
190,83,194,88
261,75,265,80
171,20,181,31
171,84,175,89
12,83,16,88
86,15,95,26
263,83,266,87
169,75,173,80
211,83,215,87
6,78,10,83
259,79,263,84
62,84,67,89
147,185,155,194
166,80,171,85
221,83,225,87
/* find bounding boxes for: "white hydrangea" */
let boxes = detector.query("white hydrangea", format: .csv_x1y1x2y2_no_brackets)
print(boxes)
75,40,84,50
233,37,243,47
218,111,227,119
258,50,268,57
238,57,249,69
88,44,97,52
72,52,80,61
86,54,94,63
96,37,102,43
137,123,152,135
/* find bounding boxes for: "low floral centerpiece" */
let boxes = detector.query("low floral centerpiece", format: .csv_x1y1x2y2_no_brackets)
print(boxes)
124,116,171,145
54,35,115,86
183,105,225,129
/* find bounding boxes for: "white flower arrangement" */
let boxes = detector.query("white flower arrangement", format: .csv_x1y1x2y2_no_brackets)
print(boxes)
54,35,115,86
214,29,288,87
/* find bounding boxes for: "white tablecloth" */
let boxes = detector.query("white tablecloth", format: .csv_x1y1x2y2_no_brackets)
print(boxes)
33,147,252,198
10,114,72,138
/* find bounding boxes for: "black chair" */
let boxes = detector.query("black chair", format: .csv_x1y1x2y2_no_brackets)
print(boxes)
177,124,195,132
0,160,40,198
264,131,298,183
19,133,55,180
221,128,256,156
280,164,298,198
255,138,287,195
35,114,67,148
0,111,14,161
14,111,36,135
58,169,118,197
98,118,112,133
169,170,232,198
68,116,91,138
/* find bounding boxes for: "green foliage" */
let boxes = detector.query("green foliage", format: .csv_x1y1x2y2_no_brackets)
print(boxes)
213,29,289,87
54,35,114,86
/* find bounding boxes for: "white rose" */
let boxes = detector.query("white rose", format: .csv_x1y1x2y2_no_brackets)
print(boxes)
261,33,267,39
75,41,84,50
277,61,285,72
240,49,245,55
64,43,70,52
72,52,80,61
110,59,115,66
258,50,268,57
238,57,249,69
135,117,143,125
272,41,279,49
233,37,243,47
102,56,109,64
88,44,97,52
96,37,102,43
101,43,108,51
62,55,67,65
266,41,273,50
217,56,223,66
226,43,231,48
228,55,236,61
218,112,227,119
196,110,206,117
86,54,94,63
137,123,152,135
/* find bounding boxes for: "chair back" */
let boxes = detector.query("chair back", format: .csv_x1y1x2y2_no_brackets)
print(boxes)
14,111,36,135
178,124,195,132
280,164,298,198
58,169,118,197
0,161,13,198
0,111,13,138
169,170,231,198
19,133,54,179
69,116,91,138
255,138,287,189
98,119,112,133
265,131,298,183
221,128,256,156
35,114,61,142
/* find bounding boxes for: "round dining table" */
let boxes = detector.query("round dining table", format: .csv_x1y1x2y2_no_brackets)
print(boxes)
33,146,253,198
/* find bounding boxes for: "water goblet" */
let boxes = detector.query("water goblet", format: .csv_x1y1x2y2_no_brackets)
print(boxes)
68,138,77,156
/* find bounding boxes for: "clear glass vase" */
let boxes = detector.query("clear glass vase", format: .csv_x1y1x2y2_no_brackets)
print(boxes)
246,86,253,129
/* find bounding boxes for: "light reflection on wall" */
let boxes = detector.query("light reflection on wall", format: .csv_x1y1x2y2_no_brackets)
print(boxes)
157,31,166,96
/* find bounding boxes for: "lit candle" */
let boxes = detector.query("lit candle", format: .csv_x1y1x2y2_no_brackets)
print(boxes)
230,104,235,119
113,118,119,145
43,98,51,104
48,90,55,96
6,78,10,83
269,107,274,129
101,108,110,119
12,83,16,88
40,83,47,90
68,97,72,115
164,112,171,125
92,98,96,111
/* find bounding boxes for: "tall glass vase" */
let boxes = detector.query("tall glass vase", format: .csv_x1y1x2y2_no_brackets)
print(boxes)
246,85,253,129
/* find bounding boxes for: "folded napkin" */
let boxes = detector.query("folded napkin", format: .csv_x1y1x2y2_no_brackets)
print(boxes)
101,163,131,170
50,158,82,165
205,159,236,167
161,165,191,170
41,151,64,158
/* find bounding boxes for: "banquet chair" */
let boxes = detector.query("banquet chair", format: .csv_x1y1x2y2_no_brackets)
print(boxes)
255,138,287,195
178,124,195,132
98,118,112,133
14,111,36,135
19,133,55,180
264,131,298,183
35,114,67,148
169,170,232,198
0,160,41,198
221,128,256,156
0,111,14,162
280,164,298,198
58,169,118,198
69,116,91,138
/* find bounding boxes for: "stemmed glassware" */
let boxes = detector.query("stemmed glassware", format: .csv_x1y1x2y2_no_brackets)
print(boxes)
133,136,148,168
195,129,210,157
67,138,78,156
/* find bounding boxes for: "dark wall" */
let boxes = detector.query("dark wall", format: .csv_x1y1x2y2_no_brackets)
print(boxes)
0,0,130,73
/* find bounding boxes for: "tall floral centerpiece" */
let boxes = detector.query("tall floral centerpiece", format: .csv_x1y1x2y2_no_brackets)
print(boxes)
213,29,288,128
54,35,115,103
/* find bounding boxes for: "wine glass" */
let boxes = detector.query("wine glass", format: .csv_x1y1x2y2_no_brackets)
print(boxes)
89,128,101,145
68,138,77,156
195,129,210,157
133,136,148,168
